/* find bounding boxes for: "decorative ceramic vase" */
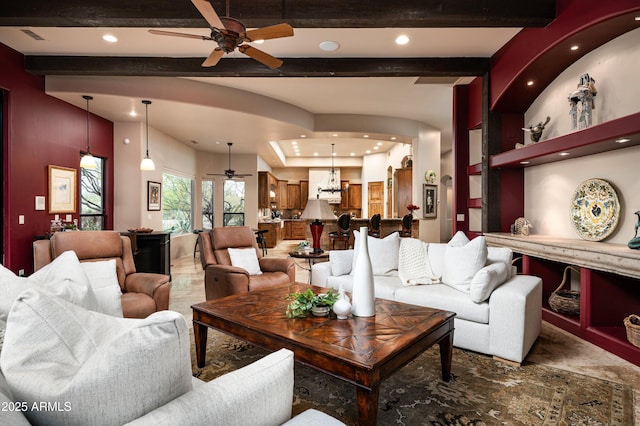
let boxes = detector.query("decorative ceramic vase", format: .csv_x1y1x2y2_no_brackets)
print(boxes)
332,288,352,320
351,226,376,317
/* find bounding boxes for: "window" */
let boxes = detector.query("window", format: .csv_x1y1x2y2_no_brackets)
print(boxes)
80,156,105,230
223,180,245,226
202,179,214,229
162,172,193,235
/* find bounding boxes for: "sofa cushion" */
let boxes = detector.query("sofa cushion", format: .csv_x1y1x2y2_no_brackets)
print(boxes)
351,230,400,276
0,370,30,426
80,259,124,317
394,284,490,324
0,250,99,323
330,249,354,276
442,236,488,293
328,274,402,301
487,247,514,278
398,238,439,285
470,262,510,303
1,290,193,426
228,247,263,275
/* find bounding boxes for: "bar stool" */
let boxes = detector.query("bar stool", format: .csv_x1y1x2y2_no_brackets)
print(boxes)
368,214,381,238
400,214,413,237
193,229,204,258
328,214,351,250
254,229,269,256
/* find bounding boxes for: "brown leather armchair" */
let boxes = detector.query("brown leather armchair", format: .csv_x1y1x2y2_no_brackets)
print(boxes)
33,231,171,318
199,226,295,300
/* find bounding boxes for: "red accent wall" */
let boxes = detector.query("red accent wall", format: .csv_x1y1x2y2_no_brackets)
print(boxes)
452,85,469,236
467,77,483,130
1,43,114,274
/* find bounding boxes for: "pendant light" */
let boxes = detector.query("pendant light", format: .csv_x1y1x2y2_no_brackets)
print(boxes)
140,100,155,171
79,95,97,169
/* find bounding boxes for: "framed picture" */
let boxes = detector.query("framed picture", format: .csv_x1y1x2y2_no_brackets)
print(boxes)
48,165,77,213
147,181,162,211
423,184,437,218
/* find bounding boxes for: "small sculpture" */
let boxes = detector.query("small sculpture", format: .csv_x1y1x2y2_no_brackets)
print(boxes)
511,217,533,236
568,73,597,130
629,210,640,249
522,116,551,142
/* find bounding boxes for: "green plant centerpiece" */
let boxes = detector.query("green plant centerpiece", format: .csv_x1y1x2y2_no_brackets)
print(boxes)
286,288,339,318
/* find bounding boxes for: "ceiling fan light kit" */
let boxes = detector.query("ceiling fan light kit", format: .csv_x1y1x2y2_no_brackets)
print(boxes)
149,0,293,69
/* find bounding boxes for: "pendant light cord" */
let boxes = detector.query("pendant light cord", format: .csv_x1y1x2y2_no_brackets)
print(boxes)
82,95,93,153
143,100,152,157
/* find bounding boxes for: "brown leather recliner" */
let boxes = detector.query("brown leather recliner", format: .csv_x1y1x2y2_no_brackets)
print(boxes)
199,226,295,300
33,231,171,318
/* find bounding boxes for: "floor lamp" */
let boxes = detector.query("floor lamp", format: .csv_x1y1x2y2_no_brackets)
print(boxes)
299,197,337,253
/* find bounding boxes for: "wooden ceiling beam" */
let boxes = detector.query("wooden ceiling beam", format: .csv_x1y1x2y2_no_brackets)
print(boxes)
24,56,490,77
1,0,556,28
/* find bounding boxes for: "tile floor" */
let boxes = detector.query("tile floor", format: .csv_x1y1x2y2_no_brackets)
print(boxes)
169,239,640,419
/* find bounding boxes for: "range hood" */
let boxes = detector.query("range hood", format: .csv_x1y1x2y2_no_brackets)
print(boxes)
308,168,342,204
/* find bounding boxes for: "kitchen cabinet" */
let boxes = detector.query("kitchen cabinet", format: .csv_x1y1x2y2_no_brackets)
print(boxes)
258,171,278,208
287,184,301,210
394,168,412,215
277,180,288,210
348,183,362,209
284,220,306,240
258,222,283,248
300,180,309,210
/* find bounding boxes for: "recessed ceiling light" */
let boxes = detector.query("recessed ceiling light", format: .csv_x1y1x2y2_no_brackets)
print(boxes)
373,146,379,150
350,152,355,156
395,35,409,45
520,161,530,165
129,111,137,117
319,40,340,51
332,133,338,137
300,134,306,138
363,134,369,138
527,80,534,86
313,152,319,156
376,142,383,146
291,141,297,145
559,152,570,156
366,150,371,154
102,34,118,43
615,138,631,143
391,136,396,140
570,45,579,51
635,16,640,21
332,152,336,156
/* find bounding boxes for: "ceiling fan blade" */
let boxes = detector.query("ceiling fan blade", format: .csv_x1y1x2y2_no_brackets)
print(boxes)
148,29,212,41
244,23,294,42
202,49,224,67
191,0,224,29
238,45,283,69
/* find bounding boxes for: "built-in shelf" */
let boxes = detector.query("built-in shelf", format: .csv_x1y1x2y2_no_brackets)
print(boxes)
485,232,640,367
490,112,640,168
467,163,482,175
468,198,482,208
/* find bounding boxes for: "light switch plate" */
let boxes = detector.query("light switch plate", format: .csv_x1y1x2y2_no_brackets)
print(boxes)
18,215,24,225
456,213,465,222
65,214,72,222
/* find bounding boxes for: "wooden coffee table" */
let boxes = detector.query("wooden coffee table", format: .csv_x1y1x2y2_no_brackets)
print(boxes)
192,283,455,425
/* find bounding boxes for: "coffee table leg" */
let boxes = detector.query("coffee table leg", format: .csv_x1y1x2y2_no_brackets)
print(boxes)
438,331,453,382
193,321,208,368
356,384,379,425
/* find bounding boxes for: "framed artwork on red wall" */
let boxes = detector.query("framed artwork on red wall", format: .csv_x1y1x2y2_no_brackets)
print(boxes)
48,165,77,213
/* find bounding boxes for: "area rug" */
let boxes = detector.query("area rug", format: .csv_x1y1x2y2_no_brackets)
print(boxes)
191,330,634,425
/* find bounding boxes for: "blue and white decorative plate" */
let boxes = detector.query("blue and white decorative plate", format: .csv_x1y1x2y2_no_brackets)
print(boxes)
570,178,620,241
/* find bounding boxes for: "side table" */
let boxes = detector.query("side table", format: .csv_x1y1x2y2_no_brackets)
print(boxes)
288,251,329,283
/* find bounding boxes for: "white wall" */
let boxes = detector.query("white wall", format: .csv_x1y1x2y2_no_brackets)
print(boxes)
524,28,640,245
414,126,441,243
114,121,198,259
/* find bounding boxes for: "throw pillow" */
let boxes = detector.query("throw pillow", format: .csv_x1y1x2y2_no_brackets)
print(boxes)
398,238,440,285
351,230,400,276
448,230,470,247
442,236,488,293
1,290,193,426
330,249,353,276
228,248,262,275
470,262,510,303
80,260,124,317
487,246,514,278
0,250,99,323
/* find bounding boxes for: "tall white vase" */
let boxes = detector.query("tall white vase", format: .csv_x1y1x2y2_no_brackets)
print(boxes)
351,226,376,317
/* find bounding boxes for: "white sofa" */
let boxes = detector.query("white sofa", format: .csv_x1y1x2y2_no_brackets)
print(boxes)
311,231,542,363
0,251,343,426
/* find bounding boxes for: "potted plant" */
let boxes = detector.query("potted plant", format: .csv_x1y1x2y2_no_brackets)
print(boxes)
286,288,339,318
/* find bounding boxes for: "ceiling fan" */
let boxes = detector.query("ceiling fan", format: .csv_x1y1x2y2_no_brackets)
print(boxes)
149,0,293,69
207,142,253,179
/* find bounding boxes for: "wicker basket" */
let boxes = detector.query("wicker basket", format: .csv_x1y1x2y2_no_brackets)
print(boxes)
548,265,580,316
623,314,640,348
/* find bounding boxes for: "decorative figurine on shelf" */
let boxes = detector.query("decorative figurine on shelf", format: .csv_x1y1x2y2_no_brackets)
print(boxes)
522,116,551,142
568,73,597,130
629,210,640,249
510,217,533,236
